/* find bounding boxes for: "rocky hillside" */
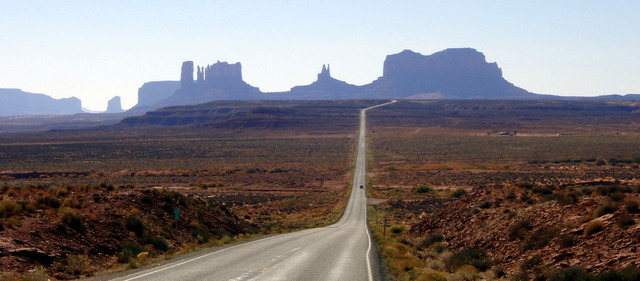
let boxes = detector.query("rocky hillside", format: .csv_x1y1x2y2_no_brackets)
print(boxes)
0,185,253,279
412,181,640,278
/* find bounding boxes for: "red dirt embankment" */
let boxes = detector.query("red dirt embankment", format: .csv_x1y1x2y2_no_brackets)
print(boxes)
0,186,252,279
413,182,640,276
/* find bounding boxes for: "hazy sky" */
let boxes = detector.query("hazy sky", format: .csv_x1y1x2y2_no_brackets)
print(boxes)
1,1,638,111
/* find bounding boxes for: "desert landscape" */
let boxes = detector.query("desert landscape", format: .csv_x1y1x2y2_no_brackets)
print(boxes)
1,99,640,280
3,2,639,280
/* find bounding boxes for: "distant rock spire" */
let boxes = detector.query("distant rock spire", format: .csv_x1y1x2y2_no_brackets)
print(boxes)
197,66,205,84
180,61,195,91
105,96,124,113
318,64,331,80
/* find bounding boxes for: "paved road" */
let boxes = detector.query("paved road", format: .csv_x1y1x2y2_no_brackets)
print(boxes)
107,101,396,281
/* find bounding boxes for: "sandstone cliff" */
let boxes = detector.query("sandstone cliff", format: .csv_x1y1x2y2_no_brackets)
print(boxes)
146,61,263,110
361,48,537,99
129,81,180,112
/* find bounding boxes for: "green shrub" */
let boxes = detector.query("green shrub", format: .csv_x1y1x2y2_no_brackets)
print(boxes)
523,227,559,250
65,255,90,276
517,183,535,189
609,192,626,202
512,270,529,281
91,194,102,203
390,225,405,234
554,192,578,205
141,195,153,205
545,267,591,281
520,194,534,204
142,237,170,251
618,214,635,228
596,185,629,196
118,244,145,263
533,186,554,195
61,210,85,233
493,265,507,278
191,228,211,244
521,255,543,270
452,188,467,198
595,266,640,281
36,196,61,208
445,248,493,272
421,233,444,248
434,245,447,253
418,271,447,281
584,220,604,237
558,233,577,248
125,216,145,237
268,168,285,173
162,203,174,215
593,201,618,217
0,200,21,218
625,200,639,213
398,237,413,246
509,220,533,240
161,191,190,207
414,185,433,194
211,228,232,237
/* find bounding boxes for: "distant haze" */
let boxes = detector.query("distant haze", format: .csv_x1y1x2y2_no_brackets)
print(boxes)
1,1,638,111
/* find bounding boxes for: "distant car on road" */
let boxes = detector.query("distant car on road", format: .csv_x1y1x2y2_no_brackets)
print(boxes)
359,185,364,189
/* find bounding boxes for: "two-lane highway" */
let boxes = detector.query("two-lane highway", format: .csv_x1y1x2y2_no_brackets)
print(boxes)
107,100,396,281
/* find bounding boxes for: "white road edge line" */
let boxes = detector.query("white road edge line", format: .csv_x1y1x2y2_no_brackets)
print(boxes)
365,209,374,281
362,100,397,281
122,232,300,281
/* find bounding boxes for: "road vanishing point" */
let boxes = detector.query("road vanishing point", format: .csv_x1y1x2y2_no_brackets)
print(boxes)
106,100,397,281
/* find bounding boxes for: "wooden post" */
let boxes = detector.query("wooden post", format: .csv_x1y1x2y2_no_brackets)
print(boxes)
383,217,387,238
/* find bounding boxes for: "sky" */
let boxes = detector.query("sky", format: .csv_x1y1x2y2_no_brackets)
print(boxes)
1,1,639,111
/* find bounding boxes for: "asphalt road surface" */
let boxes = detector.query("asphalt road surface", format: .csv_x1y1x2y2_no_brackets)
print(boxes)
106,101,396,281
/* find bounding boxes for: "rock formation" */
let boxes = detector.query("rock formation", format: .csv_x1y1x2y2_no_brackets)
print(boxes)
362,48,537,99
146,61,262,110
129,81,181,112
318,64,331,80
105,96,124,113
0,89,83,116
130,48,546,112
285,64,361,99
180,61,195,91
198,61,245,87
